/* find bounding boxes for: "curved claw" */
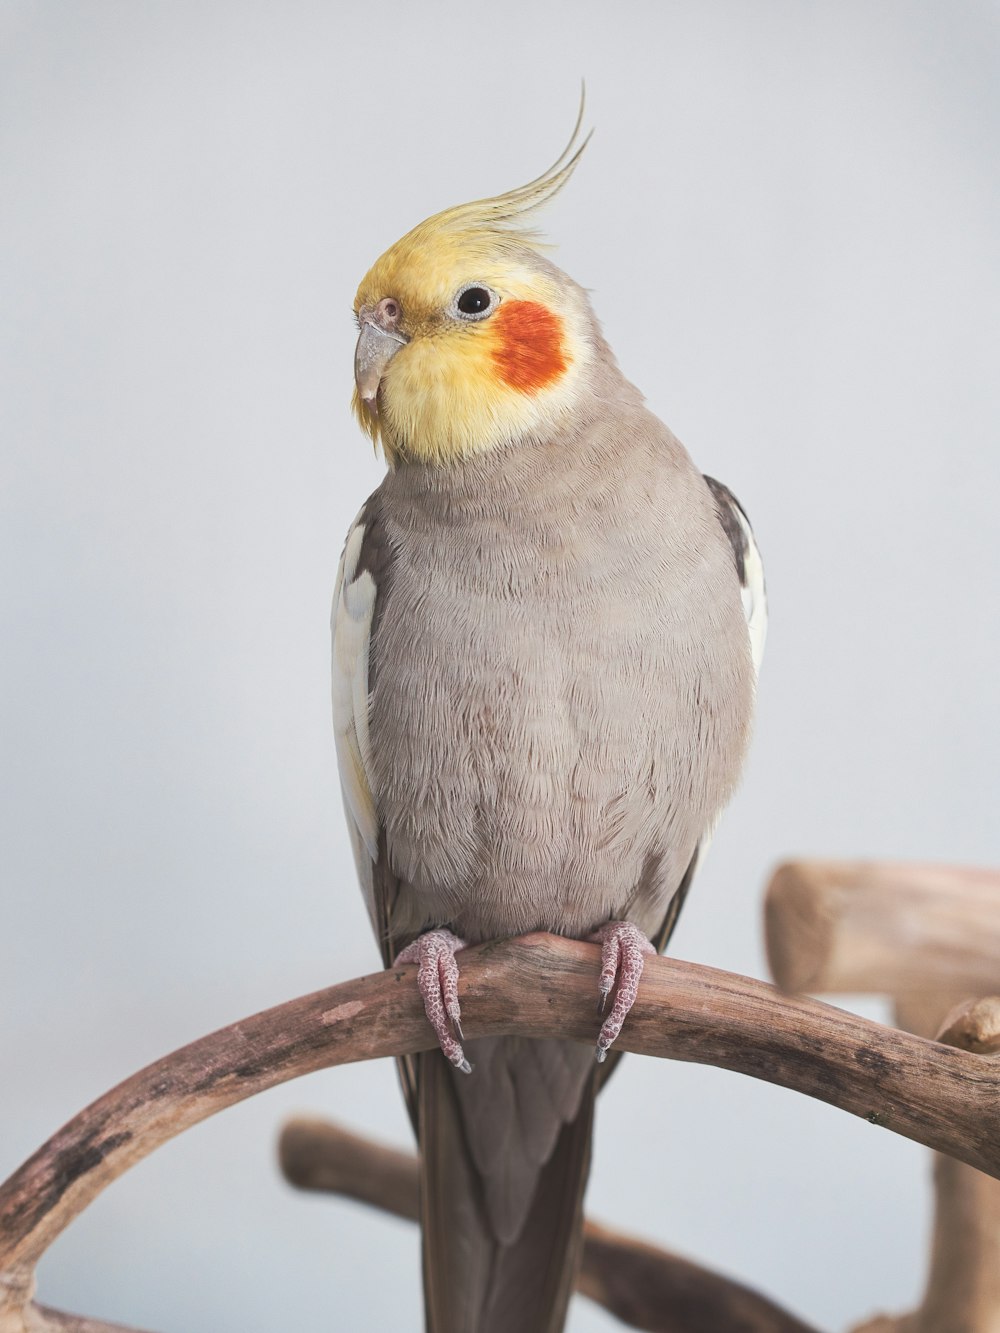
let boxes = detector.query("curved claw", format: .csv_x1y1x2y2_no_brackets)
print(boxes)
590,921,656,1062
394,929,471,1072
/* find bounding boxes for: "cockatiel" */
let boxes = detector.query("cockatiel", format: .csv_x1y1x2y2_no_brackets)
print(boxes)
333,114,766,1333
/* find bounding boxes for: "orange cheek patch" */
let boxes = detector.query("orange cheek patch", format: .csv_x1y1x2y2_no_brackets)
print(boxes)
490,300,568,393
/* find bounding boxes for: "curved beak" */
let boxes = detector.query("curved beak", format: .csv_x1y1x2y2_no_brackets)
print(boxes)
354,320,407,417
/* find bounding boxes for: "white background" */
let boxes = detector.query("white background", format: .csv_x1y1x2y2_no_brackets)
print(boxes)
2,3,998,1330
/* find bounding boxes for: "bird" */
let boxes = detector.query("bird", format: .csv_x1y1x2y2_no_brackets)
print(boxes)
332,107,766,1333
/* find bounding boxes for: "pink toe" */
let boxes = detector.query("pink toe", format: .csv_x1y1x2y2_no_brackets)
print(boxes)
590,922,655,1060
394,929,470,1072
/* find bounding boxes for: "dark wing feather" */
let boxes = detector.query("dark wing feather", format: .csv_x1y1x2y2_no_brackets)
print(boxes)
704,475,767,679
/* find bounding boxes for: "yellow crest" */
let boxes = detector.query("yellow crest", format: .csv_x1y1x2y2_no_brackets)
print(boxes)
352,95,594,465
402,95,591,252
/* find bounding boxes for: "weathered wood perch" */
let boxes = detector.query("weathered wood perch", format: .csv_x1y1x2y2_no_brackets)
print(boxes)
767,861,1000,1333
3,929,1000,1331
765,860,1000,1000
279,1116,819,1333
5,934,1000,1268
0,1296,152,1333
852,999,1000,1333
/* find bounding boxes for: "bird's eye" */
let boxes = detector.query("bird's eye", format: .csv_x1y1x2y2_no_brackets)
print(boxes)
454,285,498,321
458,288,490,314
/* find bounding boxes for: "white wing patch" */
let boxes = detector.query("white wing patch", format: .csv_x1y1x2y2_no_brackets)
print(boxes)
704,475,768,681
731,501,767,680
332,513,379,864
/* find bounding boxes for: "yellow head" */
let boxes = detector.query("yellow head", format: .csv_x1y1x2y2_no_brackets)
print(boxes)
351,117,595,467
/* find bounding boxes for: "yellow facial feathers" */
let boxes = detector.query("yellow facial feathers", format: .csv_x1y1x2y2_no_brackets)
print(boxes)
351,105,594,467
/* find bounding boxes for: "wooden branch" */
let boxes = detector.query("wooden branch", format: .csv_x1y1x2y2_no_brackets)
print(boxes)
765,860,1000,996
913,1151,1000,1333
280,1117,419,1219
3,934,1000,1327
24,1309,153,1333
850,998,1000,1333
936,996,1000,1057
279,1117,819,1332
578,1222,817,1333
0,1269,153,1333
764,864,1000,1333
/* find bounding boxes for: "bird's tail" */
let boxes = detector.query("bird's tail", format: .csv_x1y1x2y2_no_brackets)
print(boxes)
418,1038,597,1333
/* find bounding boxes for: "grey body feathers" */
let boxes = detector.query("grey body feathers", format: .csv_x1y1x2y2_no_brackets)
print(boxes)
333,336,762,1333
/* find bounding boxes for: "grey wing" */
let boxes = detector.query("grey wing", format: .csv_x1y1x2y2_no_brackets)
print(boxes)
601,477,769,1101
332,496,407,969
651,477,766,957
332,507,379,923
332,497,420,1116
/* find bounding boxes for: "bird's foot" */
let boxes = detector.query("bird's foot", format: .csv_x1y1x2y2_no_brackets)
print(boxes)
590,921,656,1063
394,929,472,1074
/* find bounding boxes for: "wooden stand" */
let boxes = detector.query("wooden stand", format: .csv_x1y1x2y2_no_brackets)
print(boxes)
1,863,997,1331
766,861,1000,1333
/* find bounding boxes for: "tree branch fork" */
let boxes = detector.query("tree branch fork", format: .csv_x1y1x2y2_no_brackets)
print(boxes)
1,925,999,1331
